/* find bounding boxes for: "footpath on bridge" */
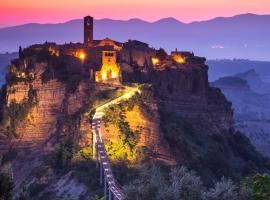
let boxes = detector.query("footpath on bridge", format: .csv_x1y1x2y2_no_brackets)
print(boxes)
91,86,140,200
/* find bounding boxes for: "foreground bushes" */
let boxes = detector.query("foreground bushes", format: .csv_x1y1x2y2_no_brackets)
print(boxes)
0,172,14,200
124,165,270,200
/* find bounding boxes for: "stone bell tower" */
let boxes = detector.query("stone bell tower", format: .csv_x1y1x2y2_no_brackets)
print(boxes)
84,16,93,46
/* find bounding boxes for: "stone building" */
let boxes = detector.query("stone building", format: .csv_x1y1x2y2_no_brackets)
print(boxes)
95,51,121,84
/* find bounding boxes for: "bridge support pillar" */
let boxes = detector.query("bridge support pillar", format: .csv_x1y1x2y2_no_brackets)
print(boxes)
109,189,113,200
92,131,97,159
104,177,107,200
100,162,103,185
96,148,99,169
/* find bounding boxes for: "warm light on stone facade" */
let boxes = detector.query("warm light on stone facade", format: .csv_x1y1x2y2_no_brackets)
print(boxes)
152,57,160,65
95,51,121,84
172,54,186,64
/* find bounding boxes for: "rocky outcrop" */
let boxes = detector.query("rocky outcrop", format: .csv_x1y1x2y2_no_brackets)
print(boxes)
5,63,66,150
152,61,234,135
0,61,95,193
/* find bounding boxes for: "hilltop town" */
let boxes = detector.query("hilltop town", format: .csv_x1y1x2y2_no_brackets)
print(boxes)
13,16,206,85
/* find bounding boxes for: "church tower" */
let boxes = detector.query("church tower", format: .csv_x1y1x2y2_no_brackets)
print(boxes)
84,16,93,46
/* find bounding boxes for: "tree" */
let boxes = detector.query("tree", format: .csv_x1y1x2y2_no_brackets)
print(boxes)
19,46,22,59
202,177,238,200
170,166,204,200
55,134,78,170
245,174,270,200
124,165,204,200
0,172,14,200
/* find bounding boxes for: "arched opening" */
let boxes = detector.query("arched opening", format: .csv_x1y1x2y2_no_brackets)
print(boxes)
107,70,112,79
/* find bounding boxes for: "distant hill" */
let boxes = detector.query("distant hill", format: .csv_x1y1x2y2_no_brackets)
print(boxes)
0,13,270,60
207,59,270,82
0,53,18,86
211,70,270,157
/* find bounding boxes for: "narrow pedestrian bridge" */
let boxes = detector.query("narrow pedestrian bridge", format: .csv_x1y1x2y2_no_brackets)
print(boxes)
91,87,140,200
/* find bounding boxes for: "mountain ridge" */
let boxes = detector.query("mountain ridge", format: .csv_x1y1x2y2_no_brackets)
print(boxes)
1,13,270,60
1,13,269,29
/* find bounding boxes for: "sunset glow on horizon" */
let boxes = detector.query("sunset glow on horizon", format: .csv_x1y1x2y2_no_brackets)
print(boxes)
0,0,270,28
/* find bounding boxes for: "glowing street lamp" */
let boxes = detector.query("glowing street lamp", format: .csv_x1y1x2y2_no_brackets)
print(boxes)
79,52,86,61
79,52,86,73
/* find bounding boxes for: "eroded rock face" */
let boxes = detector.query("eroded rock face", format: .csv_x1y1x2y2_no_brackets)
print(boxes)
152,62,234,135
6,63,66,150
0,62,95,192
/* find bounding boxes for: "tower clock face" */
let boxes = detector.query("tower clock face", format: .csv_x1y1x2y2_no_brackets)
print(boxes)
87,19,91,26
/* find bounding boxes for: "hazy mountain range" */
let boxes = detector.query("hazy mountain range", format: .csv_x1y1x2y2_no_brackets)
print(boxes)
0,13,270,60
211,70,270,157
207,59,270,82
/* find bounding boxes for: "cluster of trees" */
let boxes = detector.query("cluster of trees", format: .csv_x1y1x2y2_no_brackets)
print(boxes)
102,85,154,163
124,165,270,200
103,102,141,162
51,134,79,171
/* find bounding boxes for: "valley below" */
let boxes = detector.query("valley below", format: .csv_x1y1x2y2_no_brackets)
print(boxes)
211,69,270,157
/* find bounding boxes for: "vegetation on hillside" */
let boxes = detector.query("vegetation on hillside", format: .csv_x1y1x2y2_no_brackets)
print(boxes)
2,84,37,138
124,165,270,200
1,84,37,139
40,52,86,93
159,109,268,183
245,174,270,200
102,85,154,164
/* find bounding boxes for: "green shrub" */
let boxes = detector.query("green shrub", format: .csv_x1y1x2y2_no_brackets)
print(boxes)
53,134,79,170
244,174,270,200
103,103,141,162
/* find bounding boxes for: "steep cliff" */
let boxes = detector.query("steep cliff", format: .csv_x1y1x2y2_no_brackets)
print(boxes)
0,58,95,196
151,61,268,183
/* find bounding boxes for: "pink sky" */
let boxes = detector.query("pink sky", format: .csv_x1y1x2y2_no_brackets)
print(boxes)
0,0,270,28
